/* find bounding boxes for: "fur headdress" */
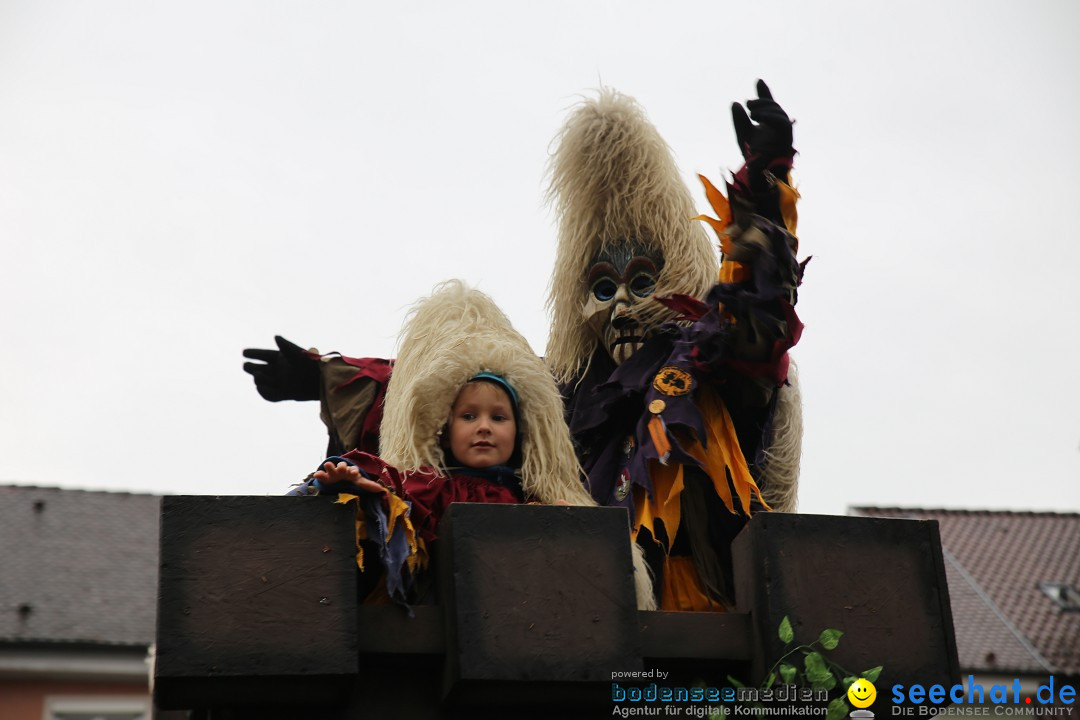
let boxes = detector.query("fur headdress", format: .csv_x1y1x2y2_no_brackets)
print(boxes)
378,280,595,508
760,359,802,513
545,89,719,384
379,280,656,609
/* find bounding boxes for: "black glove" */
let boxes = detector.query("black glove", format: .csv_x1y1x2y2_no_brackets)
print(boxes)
242,335,321,402
731,79,794,196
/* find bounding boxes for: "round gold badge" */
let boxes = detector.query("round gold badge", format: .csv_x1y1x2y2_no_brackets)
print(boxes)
652,366,693,397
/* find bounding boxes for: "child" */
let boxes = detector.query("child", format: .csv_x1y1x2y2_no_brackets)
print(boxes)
310,373,539,546
291,280,654,609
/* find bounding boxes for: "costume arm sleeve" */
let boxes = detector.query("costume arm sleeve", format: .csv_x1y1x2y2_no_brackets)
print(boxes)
690,171,805,390
317,356,394,456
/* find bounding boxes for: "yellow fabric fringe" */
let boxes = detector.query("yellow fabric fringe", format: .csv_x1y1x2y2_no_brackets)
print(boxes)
776,175,800,242
647,415,672,464
632,390,769,550
718,259,750,284
661,555,726,612
335,493,367,570
683,389,770,515
335,491,427,575
694,172,800,282
692,173,731,238
633,461,683,548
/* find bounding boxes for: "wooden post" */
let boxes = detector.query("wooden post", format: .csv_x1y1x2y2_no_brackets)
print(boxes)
437,503,642,707
732,512,961,709
154,496,358,710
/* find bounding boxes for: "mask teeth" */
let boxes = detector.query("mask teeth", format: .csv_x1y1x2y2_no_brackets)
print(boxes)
610,331,643,364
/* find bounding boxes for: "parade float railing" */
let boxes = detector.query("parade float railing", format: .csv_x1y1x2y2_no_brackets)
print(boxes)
152,498,959,718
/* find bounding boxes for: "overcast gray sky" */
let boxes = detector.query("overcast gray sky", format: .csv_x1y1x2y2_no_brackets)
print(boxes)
2,0,1078,515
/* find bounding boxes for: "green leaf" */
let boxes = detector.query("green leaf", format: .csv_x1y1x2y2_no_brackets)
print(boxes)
726,674,746,690
779,663,798,685
764,672,776,690
778,616,794,644
812,674,837,692
842,676,858,690
826,698,850,720
804,652,832,685
817,628,843,650
861,666,883,683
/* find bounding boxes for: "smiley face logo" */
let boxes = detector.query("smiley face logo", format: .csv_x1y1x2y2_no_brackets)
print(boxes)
847,678,877,708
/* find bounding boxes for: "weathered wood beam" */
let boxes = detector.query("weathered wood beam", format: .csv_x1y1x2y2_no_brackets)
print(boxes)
733,512,961,702
154,498,960,716
154,496,358,710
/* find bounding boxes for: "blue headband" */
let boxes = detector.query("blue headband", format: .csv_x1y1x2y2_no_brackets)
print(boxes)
470,372,519,409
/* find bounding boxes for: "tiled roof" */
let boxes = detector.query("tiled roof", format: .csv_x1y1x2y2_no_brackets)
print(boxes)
852,508,1080,677
0,485,160,647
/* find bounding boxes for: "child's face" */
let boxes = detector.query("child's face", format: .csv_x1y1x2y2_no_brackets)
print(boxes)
448,381,517,468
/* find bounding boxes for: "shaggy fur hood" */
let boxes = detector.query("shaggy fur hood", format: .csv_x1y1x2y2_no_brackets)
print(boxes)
545,89,718,384
378,280,595,508
379,280,656,609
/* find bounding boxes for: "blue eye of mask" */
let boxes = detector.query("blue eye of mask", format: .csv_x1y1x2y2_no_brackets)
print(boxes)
592,278,618,302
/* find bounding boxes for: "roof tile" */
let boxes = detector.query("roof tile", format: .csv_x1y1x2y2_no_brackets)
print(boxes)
0,485,160,647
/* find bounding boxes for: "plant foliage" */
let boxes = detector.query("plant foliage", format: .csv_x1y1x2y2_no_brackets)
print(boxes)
721,616,884,720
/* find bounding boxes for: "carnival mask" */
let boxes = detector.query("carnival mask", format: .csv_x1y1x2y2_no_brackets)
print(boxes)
584,244,663,365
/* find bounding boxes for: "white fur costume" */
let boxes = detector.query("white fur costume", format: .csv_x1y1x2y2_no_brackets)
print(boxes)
546,90,802,514
380,280,656,610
